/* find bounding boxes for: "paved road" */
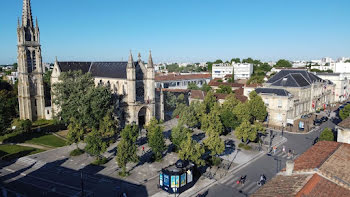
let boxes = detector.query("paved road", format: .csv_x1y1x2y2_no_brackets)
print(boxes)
202,119,336,197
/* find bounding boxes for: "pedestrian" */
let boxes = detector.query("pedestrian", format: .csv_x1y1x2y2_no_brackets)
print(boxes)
282,145,286,153
273,146,277,155
142,146,145,154
288,149,291,157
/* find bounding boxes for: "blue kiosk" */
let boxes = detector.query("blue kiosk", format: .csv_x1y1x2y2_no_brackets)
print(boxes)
159,160,195,194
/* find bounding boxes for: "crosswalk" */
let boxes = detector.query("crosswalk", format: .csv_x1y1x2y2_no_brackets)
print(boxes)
269,149,299,160
16,157,47,169
220,176,260,194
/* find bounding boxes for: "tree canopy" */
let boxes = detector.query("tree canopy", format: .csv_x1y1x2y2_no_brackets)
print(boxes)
275,59,292,68
0,80,18,134
235,120,265,144
319,128,334,141
146,118,166,161
340,104,350,120
248,91,267,122
52,70,113,129
171,123,191,151
216,85,232,94
178,133,205,166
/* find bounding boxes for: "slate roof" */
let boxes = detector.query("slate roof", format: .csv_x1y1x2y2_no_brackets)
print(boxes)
267,70,324,87
255,88,291,96
252,141,350,197
58,61,141,79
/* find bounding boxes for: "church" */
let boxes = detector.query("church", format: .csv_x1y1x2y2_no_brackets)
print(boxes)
17,0,157,126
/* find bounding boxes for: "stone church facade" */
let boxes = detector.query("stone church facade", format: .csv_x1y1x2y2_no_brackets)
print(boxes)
17,0,157,126
51,52,156,126
17,0,46,121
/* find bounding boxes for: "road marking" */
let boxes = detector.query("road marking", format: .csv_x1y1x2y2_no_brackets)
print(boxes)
242,181,257,193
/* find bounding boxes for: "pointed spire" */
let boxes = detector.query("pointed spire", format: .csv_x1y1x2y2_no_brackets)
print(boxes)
138,52,141,62
55,56,58,63
127,50,134,68
148,50,154,68
35,16,39,28
22,0,34,27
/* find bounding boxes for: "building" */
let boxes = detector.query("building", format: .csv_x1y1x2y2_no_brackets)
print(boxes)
208,79,244,92
333,62,350,73
155,73,211,89
336,117,350,144
253,141,350,196
258,70,334,127
316,73,350,102
17,0,46,121
5,72,18,84
51,52,156,126
212,63,253,79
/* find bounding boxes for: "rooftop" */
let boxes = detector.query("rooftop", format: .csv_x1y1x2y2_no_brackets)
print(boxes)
255,88,291,97
155,73,211,81
338,117,350,129
267,70,325,87
252,141,350,197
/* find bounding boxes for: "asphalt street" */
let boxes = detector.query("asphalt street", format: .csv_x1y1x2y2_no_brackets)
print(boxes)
202,119,336,197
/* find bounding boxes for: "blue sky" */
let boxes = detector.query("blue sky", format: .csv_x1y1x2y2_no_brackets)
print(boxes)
1,0,349,64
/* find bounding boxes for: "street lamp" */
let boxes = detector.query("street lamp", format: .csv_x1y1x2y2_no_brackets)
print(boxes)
281,123,284,137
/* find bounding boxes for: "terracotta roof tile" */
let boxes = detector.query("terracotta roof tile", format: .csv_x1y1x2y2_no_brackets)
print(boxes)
190,90,205,100
296,174,350,197
292,141,340,172
155,73,211,81
319,143,350,188
252,174,312,197
338,116,350,129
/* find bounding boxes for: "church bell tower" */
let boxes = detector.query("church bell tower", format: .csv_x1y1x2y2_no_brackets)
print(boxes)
17,0,45,120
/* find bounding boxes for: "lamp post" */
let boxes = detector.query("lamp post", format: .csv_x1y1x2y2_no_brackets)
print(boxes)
281,123,284,137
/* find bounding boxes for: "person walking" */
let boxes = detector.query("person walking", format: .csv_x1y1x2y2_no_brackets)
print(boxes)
142,146,145,154
282,145,286,153
273,146,277,155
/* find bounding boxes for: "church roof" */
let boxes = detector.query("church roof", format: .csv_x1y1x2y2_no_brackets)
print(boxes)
57,61,141,79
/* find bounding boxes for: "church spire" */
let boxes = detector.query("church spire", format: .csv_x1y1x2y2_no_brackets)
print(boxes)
22,0,34,27
148,50,154,68
127,51,134,68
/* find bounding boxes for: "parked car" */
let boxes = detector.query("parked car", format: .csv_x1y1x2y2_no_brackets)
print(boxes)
314,119,322,126
301,114,312,119
320,116,328,122
339,105,345,110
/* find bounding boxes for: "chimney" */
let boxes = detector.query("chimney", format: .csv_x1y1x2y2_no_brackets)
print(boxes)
286,160,294,176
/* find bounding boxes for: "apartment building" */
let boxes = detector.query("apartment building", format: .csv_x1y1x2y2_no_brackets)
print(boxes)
212,63,253,79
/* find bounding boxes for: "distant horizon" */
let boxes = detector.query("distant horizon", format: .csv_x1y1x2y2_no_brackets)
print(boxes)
1,0,349,64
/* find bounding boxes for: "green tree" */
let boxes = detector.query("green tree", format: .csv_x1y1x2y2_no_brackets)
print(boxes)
116,124,139,176
207,62,213,72
173,103,187,118
178,133,205,166
214,59,223,64
179,105,199,128
201,103,224,135
275,59,292,68
319,128,334,141
177,94,185,104
247,75,264,85
165,92,177,111
235,120,265,144
188,82,200,90
220,108,240,132
233,102,251,123
67,117,85,147
171,123,191,151
248,91,267,122
17,119,32,133
0,80,18,134
146,118,166,161
99,111,119,138
340,104,350,120
84,129,107,158
231,58,240,64
201,83,212,92
52,70,113,129
202,90,217,114
216,85,232,94
204,132,225,156
345,59,350,63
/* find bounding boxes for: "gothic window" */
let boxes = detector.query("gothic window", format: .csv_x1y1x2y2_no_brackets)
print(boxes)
136,81,145,102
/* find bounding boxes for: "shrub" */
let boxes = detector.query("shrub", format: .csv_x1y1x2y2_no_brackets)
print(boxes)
70,148,84,156
238,143,252,150
319,128,334,141
91,156,108,166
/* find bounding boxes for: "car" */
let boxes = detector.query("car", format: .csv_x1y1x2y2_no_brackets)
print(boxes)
346,101,350,104
339,105,345,109
320,116,328,122
314,119,322,126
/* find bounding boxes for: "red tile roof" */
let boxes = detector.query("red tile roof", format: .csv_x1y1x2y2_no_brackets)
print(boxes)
253,141,350,197
155,73,211,81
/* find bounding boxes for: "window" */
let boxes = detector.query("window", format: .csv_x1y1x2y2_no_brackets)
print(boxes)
214,71,221,73
278,100,282,108
47,110,50,115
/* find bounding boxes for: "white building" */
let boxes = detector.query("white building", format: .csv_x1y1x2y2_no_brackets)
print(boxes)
212,63,253,79
155,73,211,89
334,62,350,73
316,73,350,102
